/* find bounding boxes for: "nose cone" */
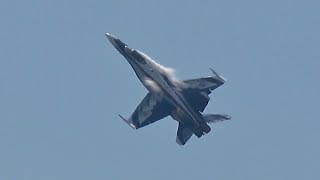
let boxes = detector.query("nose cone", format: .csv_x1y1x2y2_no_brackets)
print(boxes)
105,33,127,54
106,33,116,44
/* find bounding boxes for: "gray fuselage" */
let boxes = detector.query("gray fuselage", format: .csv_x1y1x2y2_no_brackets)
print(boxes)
106,33,210,135
123,48,208,134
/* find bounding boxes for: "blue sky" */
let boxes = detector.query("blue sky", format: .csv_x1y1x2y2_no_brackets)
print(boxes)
1,0,319,179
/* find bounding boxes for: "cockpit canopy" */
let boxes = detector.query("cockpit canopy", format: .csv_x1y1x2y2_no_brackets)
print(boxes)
131,50,147,64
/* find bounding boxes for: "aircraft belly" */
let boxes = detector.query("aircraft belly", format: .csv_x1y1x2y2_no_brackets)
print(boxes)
170,108,202,129
127,53,205,131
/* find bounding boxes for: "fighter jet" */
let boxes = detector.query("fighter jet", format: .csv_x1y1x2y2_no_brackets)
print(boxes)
106,33,231,145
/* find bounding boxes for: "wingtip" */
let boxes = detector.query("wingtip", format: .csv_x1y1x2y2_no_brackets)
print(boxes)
225,115,232,120
209,68,218,76
118,114,136,129
176,138,185,146
209,68,227,82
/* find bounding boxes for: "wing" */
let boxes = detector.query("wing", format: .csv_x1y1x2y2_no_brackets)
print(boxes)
183,68,226,92
119,93,173,129
182,68,226,112
176,123,193,145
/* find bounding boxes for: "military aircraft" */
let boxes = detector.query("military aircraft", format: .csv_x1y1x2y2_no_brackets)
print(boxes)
106,33,231,145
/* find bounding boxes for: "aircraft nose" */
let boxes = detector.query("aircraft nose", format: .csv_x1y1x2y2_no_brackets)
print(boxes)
105,33,127,53
106,33,116,46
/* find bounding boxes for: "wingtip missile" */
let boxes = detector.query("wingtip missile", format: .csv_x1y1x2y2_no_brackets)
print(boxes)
118,114,136,129
210,68,227,83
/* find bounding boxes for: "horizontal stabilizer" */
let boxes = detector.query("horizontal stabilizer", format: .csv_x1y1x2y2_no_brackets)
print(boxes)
203,114,231,123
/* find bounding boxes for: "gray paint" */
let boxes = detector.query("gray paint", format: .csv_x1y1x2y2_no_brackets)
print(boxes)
106,33,231,145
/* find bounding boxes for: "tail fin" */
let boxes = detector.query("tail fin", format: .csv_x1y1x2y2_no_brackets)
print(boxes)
203,114,231,123
176,123,193,145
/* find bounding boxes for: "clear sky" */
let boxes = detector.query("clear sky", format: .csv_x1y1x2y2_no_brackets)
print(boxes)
1,0,319,179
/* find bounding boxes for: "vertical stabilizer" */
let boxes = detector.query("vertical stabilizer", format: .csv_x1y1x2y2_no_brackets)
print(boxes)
176,123,193,145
